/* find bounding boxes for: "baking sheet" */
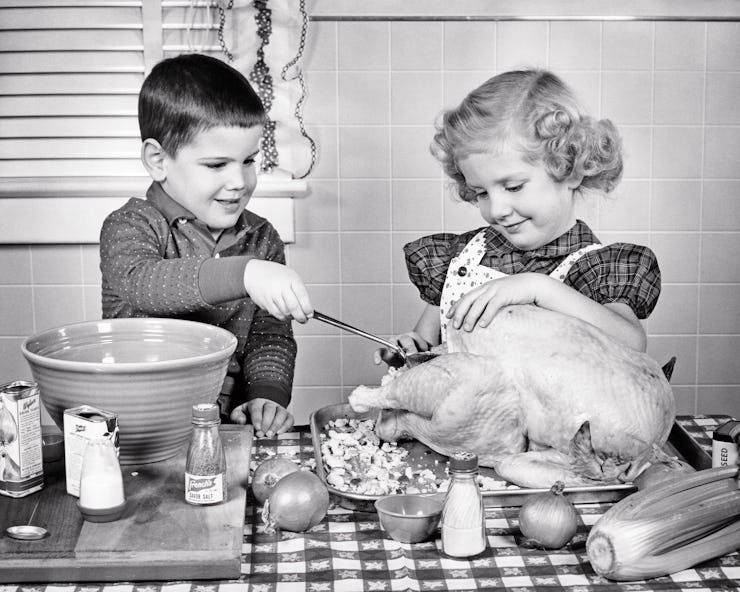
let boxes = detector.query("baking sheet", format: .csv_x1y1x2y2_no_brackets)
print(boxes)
309,403,711,510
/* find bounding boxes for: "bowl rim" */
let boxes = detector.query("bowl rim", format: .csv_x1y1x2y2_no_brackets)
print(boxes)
21,317,237,373
374,495,443,518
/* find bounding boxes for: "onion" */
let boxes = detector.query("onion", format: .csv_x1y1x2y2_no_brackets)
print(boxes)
251,456,300,505
262,470,330,533
518,480,578,549
633,458,695,491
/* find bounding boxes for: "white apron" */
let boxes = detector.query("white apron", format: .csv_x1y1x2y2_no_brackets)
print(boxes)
439,229,603,342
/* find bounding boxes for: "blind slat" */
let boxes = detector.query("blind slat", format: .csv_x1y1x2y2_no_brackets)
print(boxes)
0,138,141,159
0,95,137,116
0,117,139,138
0,30,144,52
0,7,143,29
0,52,145,74
0,73,144,95
0,159,145,177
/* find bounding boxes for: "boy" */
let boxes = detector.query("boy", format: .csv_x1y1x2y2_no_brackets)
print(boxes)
100,53,313,437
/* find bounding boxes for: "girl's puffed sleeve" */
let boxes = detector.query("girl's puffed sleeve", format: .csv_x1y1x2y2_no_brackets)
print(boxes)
567,243,662,319
403,233,460,306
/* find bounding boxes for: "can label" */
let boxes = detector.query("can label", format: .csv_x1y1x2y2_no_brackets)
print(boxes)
0,381,44,498
185,472,225,505
63,405,119,497
712,419,740,468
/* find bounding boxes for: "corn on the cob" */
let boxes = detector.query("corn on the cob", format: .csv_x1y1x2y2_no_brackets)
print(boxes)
586,465,740,581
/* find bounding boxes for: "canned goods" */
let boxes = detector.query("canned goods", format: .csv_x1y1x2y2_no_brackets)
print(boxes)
712,419,740,468
63,405,119,497
0,380,44,498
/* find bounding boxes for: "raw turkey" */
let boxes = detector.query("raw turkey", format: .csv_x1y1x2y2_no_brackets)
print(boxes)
348,305,676,488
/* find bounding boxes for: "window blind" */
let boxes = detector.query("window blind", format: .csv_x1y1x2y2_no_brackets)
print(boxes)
0,1,306,244
0,0,239,180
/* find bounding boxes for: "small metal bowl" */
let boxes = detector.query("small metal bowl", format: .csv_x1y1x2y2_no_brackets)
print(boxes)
42,428,64,463
374,494,443,544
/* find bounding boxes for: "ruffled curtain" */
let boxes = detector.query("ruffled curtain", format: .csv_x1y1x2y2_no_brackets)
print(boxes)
182,0,315,179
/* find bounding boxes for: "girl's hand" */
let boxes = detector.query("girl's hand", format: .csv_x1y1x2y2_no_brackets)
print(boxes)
230,398,294,438
373,331,430,366
448,273,548,331
243,259,313,323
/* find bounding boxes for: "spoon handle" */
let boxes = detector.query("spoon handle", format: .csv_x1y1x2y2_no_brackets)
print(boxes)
312,311,406,358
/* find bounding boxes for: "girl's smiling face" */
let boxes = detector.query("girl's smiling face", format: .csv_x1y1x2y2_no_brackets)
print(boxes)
457,148,578,251
160,125,262,236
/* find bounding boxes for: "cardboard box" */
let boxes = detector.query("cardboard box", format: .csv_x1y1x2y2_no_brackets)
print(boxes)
63,405,119,496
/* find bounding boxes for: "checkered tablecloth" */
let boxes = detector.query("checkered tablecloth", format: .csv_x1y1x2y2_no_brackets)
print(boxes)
3,415,738,592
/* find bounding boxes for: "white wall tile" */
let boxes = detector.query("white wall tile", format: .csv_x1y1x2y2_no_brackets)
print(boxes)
0,246,31,284
653,127,703,178
702,180,740,231
649,284,698,334
655,22,706,71
444,22,496,71
391,125,441,179
338,126,390,178
339,232,391,283
340,179,391,231
654,72,705,125
706,73,740,125
700,233,740,283
700,285,740,334
391,72,443,125
602,71,653,125
603,22,653,70
297,179,339,232
392,22,443,71
338,22,389,70
651,180,701,232
704,127,740,179
338,72,390,125
698,336,740,384
549,22,601,70
496,21,548,72
707,22,740,70
651,233,700,283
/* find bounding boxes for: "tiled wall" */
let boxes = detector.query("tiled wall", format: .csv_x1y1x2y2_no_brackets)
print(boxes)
1,18,739,425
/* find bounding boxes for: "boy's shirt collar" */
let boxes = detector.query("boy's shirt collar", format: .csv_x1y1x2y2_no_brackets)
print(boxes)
145,182,265,249
484,220,599,260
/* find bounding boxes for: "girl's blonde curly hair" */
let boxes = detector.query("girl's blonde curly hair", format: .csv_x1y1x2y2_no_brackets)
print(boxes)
431,69,623,203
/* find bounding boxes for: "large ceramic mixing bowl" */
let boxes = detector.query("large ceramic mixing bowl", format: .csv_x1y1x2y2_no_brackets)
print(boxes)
22,318,237,465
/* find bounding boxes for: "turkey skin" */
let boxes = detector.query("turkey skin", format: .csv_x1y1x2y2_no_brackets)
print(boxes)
348,305,676,488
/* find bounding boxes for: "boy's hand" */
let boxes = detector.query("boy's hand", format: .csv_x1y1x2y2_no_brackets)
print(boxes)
230,398,294,438
448,273,547,331
243,259,313,323
373,331,430,366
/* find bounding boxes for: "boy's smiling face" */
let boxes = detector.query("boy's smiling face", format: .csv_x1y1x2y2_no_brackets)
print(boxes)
159,125,263,236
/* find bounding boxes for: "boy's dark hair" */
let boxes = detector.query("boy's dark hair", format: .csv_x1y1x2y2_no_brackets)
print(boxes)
138,53,267,156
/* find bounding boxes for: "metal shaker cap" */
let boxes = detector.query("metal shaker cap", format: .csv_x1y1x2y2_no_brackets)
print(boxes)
191,403,220,423
449,451,478,472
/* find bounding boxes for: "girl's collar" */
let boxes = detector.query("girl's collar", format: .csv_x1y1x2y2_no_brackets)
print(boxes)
484,220,600,259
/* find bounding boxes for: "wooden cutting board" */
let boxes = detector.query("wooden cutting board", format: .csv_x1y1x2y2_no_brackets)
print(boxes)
0,424,252,583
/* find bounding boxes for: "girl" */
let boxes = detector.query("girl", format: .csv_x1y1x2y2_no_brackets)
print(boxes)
387,69,660,360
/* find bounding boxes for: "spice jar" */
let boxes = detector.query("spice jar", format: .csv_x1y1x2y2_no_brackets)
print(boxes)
77,436,126,522
441,451,486,557
185,403,227,505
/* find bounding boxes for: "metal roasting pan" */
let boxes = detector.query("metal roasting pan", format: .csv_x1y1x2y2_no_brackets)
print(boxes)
309,402,711,511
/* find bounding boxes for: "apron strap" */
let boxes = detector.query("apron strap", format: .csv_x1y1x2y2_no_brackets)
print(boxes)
548,243,604,281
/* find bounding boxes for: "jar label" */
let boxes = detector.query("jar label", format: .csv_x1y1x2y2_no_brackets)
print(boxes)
185,472,225,504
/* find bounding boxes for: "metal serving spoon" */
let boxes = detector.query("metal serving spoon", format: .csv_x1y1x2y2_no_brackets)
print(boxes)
311,311,437,369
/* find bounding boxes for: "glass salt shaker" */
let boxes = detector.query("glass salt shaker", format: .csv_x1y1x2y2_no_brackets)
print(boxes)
78,435,126,522
441,451,486,557
185,403,227,505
